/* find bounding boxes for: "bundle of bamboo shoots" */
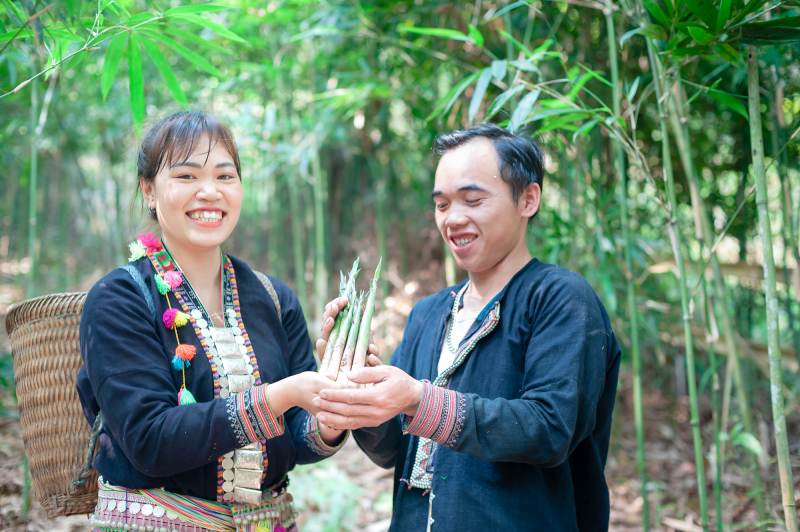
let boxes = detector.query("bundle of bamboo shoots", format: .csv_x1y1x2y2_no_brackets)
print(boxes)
318,257,381,386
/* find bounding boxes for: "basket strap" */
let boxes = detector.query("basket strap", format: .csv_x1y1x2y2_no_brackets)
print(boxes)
123,264,157,324
253,271,282,324
70,410,105,494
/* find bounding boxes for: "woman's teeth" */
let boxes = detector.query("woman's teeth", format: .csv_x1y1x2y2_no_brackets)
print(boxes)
189,211,223,222
454,237,475,247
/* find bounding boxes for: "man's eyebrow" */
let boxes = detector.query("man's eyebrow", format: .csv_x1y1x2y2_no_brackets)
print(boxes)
458,184,488,193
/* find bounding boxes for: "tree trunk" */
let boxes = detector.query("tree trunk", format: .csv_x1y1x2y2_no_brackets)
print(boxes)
645,40,709,529
606,12,648,530
289,170,309,315
747,45,798,532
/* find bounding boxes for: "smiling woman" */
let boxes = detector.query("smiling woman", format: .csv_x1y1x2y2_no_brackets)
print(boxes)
75,109,349,532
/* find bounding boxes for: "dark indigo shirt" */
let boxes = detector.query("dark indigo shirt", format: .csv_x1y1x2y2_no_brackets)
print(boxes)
76,255,336,501
353,259,622,532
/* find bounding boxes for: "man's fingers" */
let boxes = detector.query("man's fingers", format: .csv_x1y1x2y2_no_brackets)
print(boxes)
346,366,389,384
316,339,327,360
315,412,378,431
312,397,380,417
366,353,383,367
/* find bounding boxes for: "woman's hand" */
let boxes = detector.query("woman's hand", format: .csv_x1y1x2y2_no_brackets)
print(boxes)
315,296,349,359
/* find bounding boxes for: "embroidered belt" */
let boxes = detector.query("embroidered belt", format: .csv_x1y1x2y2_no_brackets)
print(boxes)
90,478,297,532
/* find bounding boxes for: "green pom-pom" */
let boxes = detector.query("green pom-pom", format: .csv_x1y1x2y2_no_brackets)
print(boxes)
178,388,196,405
155,274,170,295
128,241,147,262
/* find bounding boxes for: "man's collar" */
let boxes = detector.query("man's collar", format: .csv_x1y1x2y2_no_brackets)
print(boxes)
451,258,539,321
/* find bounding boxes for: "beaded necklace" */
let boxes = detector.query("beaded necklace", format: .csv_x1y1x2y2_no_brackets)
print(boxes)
445,282,470,354
130,233,268,505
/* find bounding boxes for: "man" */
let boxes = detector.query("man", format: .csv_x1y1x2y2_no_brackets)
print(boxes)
313,123,621,531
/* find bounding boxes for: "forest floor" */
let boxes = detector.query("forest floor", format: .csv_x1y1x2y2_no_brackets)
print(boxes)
0,257,798,531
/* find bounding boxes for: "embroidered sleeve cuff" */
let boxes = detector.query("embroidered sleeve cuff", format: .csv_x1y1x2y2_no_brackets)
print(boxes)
305,413,349,456
228,385,285,446
401,382,467,447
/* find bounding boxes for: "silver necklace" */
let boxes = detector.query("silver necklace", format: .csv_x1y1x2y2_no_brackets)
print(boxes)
446,283,470,353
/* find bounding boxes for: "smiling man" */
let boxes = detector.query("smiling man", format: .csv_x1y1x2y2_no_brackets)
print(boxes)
313,124,622,531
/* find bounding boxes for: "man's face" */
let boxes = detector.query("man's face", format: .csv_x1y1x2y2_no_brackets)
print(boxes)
433,138,540,274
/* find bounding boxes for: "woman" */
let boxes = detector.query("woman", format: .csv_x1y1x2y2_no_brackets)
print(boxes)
76,110,345,532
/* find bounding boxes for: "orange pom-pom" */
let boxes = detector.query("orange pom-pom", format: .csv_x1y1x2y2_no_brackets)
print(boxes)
176,344,196,361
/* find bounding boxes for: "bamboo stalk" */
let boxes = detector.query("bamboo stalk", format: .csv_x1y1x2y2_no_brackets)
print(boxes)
26,75,38,299
667,80,767,529
606,12,648,530
336,292,364,384
747,45,798,532
351,258,382,381
288,171,309,314
311,145,329,322
645,41,710,530
320,259,359,376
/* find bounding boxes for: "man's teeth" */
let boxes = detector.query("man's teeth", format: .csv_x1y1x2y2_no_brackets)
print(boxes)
189,211,223,222
454,238,475,247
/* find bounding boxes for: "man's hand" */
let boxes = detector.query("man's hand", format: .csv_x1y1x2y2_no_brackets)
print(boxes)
312,366,424,430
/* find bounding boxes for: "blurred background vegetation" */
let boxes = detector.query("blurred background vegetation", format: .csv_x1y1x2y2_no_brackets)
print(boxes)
1,0,799,530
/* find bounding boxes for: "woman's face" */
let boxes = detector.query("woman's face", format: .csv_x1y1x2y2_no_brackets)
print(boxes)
141,134,242,253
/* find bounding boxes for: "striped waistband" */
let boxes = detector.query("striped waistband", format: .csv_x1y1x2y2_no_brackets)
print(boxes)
90,478,297,532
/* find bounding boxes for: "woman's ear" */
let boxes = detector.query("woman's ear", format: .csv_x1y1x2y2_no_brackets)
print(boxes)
140,178,155,208
520,182,541,219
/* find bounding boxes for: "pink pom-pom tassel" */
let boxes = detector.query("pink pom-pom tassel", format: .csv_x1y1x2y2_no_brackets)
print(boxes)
163,308,179,329
163,270,183,290
138,232,160,253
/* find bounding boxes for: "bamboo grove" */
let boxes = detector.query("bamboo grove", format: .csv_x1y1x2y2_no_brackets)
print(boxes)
1,0,799,529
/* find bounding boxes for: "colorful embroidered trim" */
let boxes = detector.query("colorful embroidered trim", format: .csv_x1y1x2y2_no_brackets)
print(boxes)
402,382,462,445
406,299,501,490
139,234,268,502
234,385,285,442
304,414,349,456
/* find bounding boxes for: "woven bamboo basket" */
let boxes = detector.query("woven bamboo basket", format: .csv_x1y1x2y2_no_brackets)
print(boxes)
5,292,99,517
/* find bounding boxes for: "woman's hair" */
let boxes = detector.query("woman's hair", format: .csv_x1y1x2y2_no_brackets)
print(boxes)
136,109,242,220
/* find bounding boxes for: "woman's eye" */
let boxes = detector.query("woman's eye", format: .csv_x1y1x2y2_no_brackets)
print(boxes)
177,174,194,180
218,174,237,180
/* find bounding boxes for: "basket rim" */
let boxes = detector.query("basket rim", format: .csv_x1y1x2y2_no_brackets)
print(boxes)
5,292,87,336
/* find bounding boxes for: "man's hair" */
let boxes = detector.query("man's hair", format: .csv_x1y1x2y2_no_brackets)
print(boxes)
433,123,545,203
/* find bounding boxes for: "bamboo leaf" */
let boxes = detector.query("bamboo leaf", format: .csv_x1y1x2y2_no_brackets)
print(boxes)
716,42,742,63
141,36,187,105
497,29,532,57
144,31,223,77
483,1,527,23
740,25,800,45
688,26,713,44
707,87,748,119
468,24,484,47
509,59,541,74
716,0,732,32
684,0,717,30
124,12,156,25
620,27,642,47
528,107,587,122
745,14,800,28
159,27,233,55
469,68,493,124
531,39,553,55
572,119,598,141
509,89,541,132
163,4,231,16
101,32,128,101
733,431,763,456
668,45,709,56
398,26,473,43
627,77,641,102
643,0,670,26
128,33,145,132
170,13,246,43
442,70,481,117
639,24,668,41
491,59,507,80
485,84,525,119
